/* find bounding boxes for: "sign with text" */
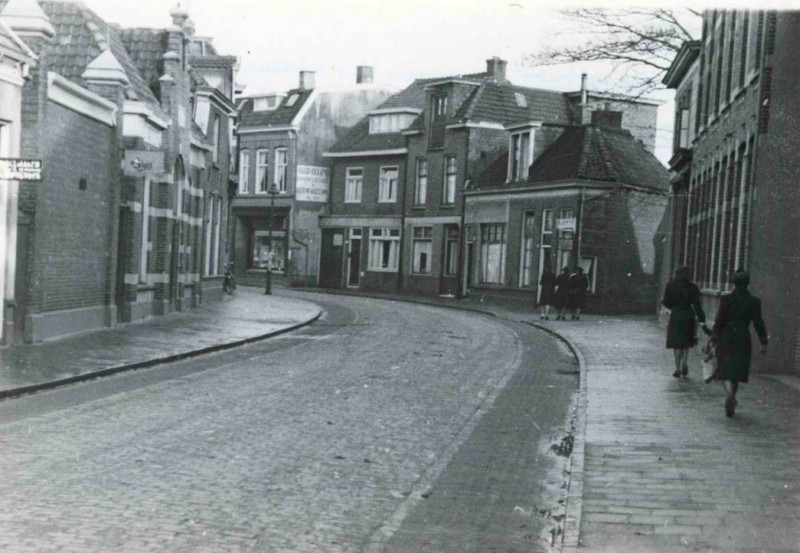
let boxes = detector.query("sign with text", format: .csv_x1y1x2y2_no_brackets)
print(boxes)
123,150,165,177
295,165,329,203
0,159,42,181
557,217,576,231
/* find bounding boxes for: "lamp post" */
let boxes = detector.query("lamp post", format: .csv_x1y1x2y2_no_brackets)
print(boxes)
265,182,279,294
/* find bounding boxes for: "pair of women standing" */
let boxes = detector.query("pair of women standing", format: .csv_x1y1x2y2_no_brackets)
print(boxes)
663,266,768,417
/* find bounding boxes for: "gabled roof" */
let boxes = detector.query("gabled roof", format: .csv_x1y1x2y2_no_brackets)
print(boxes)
528,125,669,191
473,124,669,193
117,27,169,95
238,89,315,128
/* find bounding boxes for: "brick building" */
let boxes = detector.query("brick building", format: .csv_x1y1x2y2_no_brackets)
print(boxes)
0,17,35,344
234,68,394,288
664,11,800,375
467,121,669,314
320,58,665,307
0,0,237,343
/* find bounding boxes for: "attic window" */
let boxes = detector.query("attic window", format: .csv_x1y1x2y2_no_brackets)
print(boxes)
369,112,416,134
253,95,284,111
286,93,300,107
514,92,527,108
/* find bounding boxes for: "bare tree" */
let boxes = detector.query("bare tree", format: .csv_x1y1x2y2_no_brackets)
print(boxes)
526,8,701,96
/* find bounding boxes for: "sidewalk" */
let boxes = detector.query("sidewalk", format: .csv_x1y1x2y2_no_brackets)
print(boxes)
297,288,800,553
0,288,322,399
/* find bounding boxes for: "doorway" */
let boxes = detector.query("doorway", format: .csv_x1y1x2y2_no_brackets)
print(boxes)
319,228,345,289
347,228,361,287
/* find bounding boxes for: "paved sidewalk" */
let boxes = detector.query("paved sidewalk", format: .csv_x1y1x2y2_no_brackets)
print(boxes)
0,288,321,399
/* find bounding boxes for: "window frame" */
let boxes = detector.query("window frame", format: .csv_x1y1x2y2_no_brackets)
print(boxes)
255,149,269,193
480,223,506,285
378,165,399,203
414,158,428,206
368,227,401,272
238,149,250,194
519,210,536,287
411,226,433,274
508,130,533,182
344,167,363,203
274,147,288,192
442,155,457,205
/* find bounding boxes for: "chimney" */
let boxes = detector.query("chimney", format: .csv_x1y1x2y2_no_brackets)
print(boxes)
580,73,588,105
486,56,507,83
356,65,373,84
299,70,315,90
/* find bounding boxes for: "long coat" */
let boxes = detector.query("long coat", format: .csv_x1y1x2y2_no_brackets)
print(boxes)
712,289,768,383
662,278,705,349
554,272,571,309
567,272,589,310
538,271,557,306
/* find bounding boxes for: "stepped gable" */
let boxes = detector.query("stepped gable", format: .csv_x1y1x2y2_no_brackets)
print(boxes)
528,124,669,191
238,88,315,128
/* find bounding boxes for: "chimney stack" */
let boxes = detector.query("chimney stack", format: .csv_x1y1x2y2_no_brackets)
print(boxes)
299,70,315,90
486,56,507,83
580,73,588,105
356,65,373,84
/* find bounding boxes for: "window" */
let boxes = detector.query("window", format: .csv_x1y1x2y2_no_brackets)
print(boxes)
580,256,597,293
256,149,268,192
509,131,531,181
433,95,447,118
253,95,283,111
275,148,287,192
514,92,527,107
444,225,459,276
415,158,428,205
520,211,536,287
379,166,399,202
368,112,416,134
539,209,554,289
557,208,575,271
678,108,690,149
140,178,152,281
412,226,433,274
238,150,250,194
345,167,363,203
211,116,221,163
480,223,506,285
286,93,299,107
368,228,400,271
443,155,457,205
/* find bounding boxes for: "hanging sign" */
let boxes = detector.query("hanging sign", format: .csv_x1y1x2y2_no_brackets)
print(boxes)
123,150,165,177
0,159,43,181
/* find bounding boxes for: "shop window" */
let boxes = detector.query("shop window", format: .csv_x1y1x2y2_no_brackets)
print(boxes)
412,226,433,274
368,228,400,271
480,223,506,285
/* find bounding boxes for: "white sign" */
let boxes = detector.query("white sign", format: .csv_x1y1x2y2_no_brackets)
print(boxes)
0,158,42,181
557,217,576,231
296,165,329,203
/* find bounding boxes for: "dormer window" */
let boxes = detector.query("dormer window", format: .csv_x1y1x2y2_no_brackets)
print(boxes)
253,94,285,111
514,92,527,108
368,110,419,134
286,93,300,107
505,122,542,182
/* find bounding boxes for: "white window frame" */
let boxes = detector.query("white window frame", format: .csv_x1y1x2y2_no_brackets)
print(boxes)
444,225,459,276
415,158,428,206
411,226,433,274
556,208,575,271
580,256,598,294
480,223,506,285
275,147,288,192
238,150,250,194
345,167,363,203
519,210,536,287
443,155,456,205
508,130,533,182
368,228,401,272
256,149,269,193
378,165,399,203
253,95,283,111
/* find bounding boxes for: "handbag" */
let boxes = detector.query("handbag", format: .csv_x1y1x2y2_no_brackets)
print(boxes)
701,336,717,383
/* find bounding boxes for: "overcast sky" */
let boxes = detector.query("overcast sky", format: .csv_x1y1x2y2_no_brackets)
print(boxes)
83,0,723,164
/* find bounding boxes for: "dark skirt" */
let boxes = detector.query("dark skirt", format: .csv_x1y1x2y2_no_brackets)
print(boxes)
666,307,696,349
538,285,557,306
554,287,569,309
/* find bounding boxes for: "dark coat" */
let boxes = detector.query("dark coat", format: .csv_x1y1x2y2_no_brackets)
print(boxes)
538,270,557,306
712,289,768,383
662,278,705,349
554,272,571,309
567,272,589,310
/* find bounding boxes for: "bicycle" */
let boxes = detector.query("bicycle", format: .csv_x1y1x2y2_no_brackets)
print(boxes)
222,263,236,295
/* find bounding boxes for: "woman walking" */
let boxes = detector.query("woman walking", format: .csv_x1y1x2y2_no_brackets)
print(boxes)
662,265,706,378
538,266,557,320
554,267,571,320
567,266,589,320
712,270,768,417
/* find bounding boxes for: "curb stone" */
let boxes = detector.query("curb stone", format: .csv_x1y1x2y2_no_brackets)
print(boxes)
0,309,323,401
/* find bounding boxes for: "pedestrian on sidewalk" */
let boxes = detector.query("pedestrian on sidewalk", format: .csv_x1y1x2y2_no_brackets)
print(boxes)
662,265,706,378
567,266,589,320
554,266,571,320
538,265,557,320
712,269,768,417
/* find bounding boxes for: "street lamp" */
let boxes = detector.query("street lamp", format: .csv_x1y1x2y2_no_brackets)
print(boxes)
265,182,279,294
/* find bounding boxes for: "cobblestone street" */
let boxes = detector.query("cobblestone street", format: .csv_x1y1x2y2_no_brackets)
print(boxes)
0,294,577,552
